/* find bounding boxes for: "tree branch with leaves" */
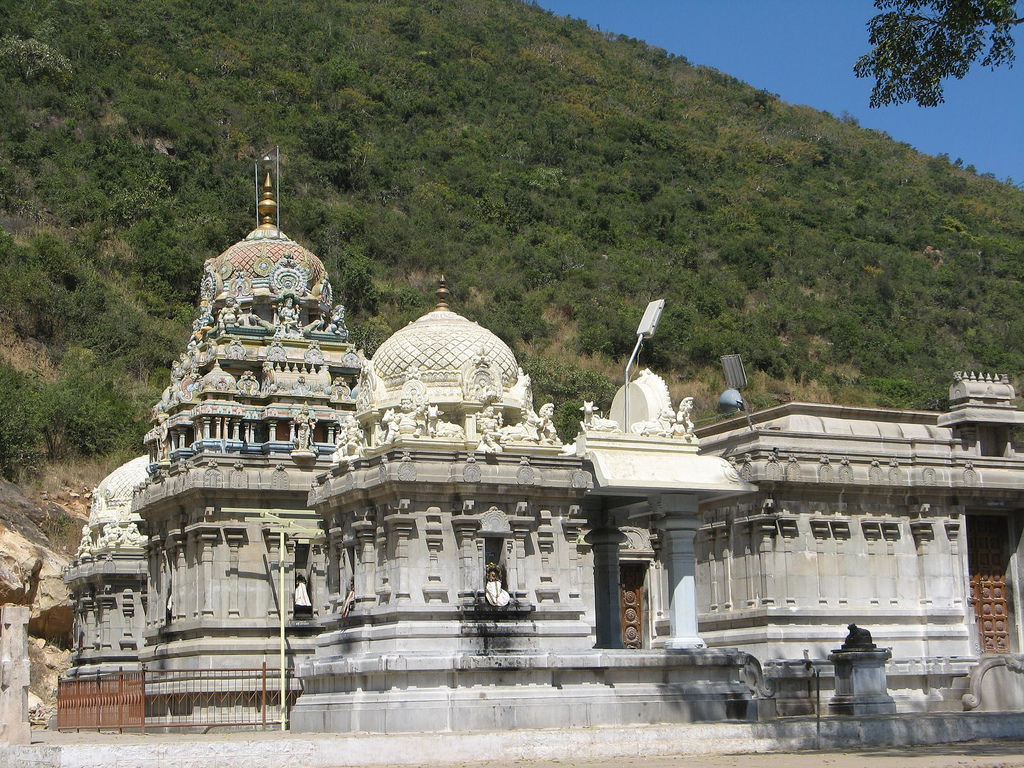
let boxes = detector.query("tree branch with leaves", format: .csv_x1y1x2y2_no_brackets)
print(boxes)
855,0,1023,107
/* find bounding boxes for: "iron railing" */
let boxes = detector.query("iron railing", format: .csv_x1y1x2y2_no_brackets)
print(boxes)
57,664,297,732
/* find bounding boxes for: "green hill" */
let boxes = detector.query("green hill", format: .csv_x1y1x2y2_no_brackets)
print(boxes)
2,0,1023,480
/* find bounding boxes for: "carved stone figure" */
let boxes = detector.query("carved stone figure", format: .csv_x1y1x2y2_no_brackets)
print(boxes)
274,295,301,338
672,397,696,442
425,404,465,439
155,413,170,463
324,305,349,340
293,404,317,452
76,526,93,559
97,523,119,550
534,402,560,445
217,297,239,333
380,408,399,445
332,415,365,464
188,303,216,349
841,624,877,650
260,362,279,396
120,523,145,548
499,420,535,445
395,397,427,438
631,406,675,438
477,404,504,454
293,375,313,397
580,401,621,434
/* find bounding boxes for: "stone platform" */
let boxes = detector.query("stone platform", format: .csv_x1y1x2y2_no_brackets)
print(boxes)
292,648,754,733
7,713,1024,768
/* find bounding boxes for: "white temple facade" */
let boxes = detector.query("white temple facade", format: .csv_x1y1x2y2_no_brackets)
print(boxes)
697,373,1024,713
63,180,1024,727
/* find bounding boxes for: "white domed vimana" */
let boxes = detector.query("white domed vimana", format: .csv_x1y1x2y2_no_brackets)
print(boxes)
352,278,557,455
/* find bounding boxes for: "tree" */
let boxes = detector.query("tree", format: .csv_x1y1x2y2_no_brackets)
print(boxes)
855,0,1023,107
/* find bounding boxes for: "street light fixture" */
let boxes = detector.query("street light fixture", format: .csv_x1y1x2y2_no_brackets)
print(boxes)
623,299,665,432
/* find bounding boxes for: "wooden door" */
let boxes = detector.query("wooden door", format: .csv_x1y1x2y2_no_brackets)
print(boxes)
620,563,646,649
967,515,1012,653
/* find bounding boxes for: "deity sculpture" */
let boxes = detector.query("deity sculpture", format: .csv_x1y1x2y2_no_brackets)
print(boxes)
534,402,560,445
672,397,696,441
121,523,145,548
293,404,317,453
76,525,93,559
188,303,216,349
97,523,119,550
323,305,349,340
274,295,301,338
380,408,400,445
332,414,366,464
395,397,427,438
217,297,239,333
155,413,170,464
477,404,504,453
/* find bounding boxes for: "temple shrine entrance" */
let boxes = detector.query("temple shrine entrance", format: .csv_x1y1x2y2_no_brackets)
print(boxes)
620,563,646,649
967,515,1012,653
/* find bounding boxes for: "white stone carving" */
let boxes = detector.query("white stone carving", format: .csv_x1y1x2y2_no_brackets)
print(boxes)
425,405,465,439
293,404,317,453
332,414,366,464
508,368,534,412
672,397,696,442
580,401,621,434
273,295,302,338
631,406,675,438
476,404,504,453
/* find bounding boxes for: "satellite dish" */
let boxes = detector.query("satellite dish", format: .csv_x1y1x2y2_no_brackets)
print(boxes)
718,388,745,414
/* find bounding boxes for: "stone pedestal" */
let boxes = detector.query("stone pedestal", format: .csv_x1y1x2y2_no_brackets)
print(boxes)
1,605,31,745
828,648,896,715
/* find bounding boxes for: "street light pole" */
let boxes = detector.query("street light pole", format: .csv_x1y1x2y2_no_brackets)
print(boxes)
623,299,665,432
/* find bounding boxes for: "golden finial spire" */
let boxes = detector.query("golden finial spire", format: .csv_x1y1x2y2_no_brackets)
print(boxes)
436,275,450,310
256,173,278,230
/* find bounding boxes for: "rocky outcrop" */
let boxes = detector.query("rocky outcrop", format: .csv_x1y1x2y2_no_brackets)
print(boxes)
0,479,74,645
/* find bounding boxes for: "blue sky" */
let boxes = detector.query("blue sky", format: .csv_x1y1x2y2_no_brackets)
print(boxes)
536,1,1024,187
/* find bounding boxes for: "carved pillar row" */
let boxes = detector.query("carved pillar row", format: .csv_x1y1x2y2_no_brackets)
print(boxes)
655,493,705,649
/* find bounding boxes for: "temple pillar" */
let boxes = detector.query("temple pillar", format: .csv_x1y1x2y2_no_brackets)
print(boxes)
654,493,705,649
587,519,626,649
352,517,377,610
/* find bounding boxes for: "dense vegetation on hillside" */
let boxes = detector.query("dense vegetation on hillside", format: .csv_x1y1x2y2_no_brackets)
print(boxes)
1,0,1023,480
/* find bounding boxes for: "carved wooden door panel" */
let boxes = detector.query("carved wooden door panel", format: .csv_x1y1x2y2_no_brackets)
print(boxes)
620,563,646,649
967,515,1011,653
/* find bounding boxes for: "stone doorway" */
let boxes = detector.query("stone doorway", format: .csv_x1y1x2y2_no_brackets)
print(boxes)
620,563,646,649
967,515,1012,653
